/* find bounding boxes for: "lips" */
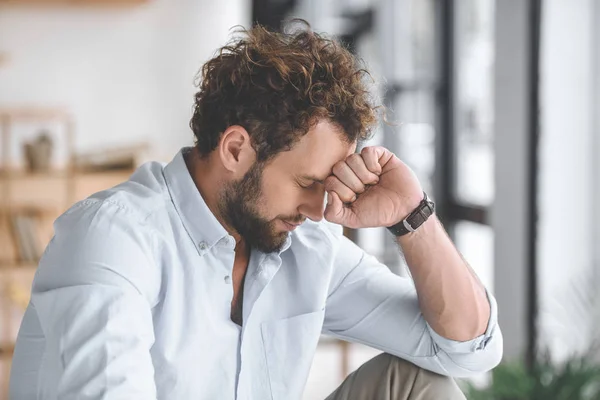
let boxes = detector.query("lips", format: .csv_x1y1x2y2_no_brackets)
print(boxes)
282,220,301,230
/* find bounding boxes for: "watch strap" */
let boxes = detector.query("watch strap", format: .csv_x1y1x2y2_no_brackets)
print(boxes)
387,192,435,237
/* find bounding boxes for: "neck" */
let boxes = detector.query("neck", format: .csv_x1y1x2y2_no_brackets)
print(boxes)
185,147,245,247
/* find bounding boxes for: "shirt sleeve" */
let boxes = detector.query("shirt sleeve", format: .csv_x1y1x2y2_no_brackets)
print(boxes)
27,200,161,399
322,227,503,378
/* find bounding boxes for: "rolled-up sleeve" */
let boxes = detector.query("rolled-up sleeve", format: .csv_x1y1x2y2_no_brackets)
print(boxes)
322,231,503,378
12,200,161,399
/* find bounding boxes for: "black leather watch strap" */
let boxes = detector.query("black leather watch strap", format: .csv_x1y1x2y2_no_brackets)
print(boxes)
387,192,435,237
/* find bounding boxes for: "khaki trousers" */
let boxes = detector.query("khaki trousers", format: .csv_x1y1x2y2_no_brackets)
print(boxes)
325,353,466,400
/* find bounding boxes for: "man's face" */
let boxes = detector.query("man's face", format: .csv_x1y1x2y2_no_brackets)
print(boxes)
219,120,356,253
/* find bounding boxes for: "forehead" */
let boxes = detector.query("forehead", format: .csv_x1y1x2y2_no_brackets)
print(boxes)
270,120,357,178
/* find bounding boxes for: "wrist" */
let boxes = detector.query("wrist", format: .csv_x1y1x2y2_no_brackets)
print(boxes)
387,191,435,237
396,192,427,222
396,214,437,243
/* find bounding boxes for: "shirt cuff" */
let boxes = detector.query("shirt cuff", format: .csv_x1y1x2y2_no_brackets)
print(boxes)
425,288,499,354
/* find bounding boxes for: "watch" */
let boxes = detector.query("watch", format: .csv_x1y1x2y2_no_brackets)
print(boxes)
387,192,435,237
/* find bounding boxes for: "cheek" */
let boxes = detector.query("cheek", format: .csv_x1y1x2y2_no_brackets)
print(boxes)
259,180,302,219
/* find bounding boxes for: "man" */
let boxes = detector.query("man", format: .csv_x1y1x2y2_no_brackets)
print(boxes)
10,23,502,400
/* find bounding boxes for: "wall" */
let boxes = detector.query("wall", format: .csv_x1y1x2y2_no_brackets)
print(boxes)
594,0,600,345
538,0,596,361
0,0,250,160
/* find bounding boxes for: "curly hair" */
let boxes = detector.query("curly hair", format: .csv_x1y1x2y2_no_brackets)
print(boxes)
190,21,379,163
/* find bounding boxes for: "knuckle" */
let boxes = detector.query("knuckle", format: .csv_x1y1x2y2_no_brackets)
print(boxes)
332,162,346,175
361,146,376,155
341,194,354,203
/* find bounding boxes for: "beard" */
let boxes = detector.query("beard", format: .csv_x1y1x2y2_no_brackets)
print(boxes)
219,162,299,254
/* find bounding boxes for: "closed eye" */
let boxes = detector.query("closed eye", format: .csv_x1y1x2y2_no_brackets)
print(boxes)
299,181,316,189
298,178,325,189
299,175,325,188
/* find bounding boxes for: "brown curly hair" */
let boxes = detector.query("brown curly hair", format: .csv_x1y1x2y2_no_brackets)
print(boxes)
190,21,378,163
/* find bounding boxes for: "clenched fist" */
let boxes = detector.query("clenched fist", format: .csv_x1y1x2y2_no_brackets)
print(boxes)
324,146,424,229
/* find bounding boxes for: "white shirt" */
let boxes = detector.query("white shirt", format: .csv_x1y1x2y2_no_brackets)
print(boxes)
10,148,502,400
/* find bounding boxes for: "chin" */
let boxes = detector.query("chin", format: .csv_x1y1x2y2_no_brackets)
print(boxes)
256,238,288,254
245,226,288,254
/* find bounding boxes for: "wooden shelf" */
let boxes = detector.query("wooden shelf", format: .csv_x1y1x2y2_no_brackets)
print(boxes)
0,262,37,270
0,0,148,6
0,204,63,214
0,169,133,179
0,107,71,122
0,169,71,179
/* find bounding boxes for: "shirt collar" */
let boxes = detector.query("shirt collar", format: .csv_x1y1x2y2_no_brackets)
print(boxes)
163,147,229,253
162,147,292,255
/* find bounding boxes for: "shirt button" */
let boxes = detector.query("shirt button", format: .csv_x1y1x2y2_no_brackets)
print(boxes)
199,242,208,251
224,275,231,284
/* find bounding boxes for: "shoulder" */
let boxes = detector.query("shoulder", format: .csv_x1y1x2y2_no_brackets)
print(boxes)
57,161,171,232
36,162,170,304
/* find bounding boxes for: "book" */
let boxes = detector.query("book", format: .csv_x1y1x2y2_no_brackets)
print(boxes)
0,213,18,264
9,213,39,263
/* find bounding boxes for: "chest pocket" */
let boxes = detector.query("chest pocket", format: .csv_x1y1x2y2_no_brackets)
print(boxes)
261,308,325,400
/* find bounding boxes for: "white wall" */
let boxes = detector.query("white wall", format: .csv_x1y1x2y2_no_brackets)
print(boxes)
593,0,600,351
538,0,595,361
0,0,250,160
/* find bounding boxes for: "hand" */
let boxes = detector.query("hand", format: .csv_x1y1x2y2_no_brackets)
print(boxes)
323,146,424,229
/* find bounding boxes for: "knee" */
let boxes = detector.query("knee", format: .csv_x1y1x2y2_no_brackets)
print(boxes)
382,354,466,400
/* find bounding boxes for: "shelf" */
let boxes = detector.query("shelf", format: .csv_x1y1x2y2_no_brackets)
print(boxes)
0,168,133,179
0,169,71,179
0,262,37,270
0,107,71,122
0,204,63,215
0,0,149,6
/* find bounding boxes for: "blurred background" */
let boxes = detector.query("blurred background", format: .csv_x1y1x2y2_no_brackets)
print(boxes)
0,0,599,399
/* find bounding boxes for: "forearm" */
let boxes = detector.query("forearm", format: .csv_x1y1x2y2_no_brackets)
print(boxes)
397,215,490,342
321,145,492,342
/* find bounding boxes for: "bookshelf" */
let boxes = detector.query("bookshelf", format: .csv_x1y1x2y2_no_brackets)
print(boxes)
0,0,149,6
0,108,75,267
0,108,136,397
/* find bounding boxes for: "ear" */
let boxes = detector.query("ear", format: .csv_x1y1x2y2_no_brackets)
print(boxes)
218,125,256,177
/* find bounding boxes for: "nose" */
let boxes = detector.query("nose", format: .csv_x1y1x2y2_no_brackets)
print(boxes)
298,186,326,222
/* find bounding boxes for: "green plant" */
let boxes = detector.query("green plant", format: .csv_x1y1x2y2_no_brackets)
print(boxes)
464,263,600,399
463,349,600,400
